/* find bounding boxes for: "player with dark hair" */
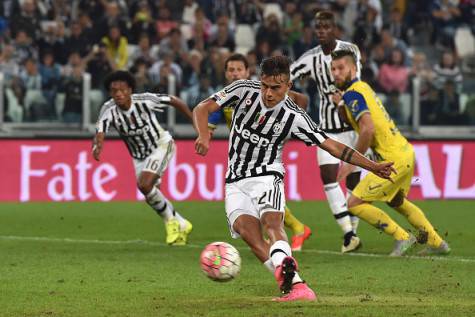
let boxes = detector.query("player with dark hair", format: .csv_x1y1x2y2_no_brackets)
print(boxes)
208,53,312,251
93,70,194,246
193,55,396,301
290,10,364,253
330,50,450,256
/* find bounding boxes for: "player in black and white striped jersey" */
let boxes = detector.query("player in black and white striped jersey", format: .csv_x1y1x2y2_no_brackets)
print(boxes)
193,56,396,301
92,71,194,246
290,11,364,253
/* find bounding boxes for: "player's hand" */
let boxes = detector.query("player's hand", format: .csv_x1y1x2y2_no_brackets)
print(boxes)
92,143,102,161
372,161,397,181
331,90,343,105
337,163,356,183
195,135,210,156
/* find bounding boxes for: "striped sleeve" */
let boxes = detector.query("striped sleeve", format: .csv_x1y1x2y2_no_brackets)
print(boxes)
95,106,113,134
210,79,253,108
290,51,313,81
290,112,328,146
141,93,171,112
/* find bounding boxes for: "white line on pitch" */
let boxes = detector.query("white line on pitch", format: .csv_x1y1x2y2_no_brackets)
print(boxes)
1,235,473,264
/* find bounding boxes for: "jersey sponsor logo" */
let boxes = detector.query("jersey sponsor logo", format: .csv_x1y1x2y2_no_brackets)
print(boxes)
122,125,151,136
234,124,270,147
214,90,227,101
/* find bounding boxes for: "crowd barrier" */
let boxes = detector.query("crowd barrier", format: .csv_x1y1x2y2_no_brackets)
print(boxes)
0,140,474,202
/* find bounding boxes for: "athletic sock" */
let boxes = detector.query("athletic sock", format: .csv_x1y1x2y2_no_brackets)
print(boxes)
263,259,274,273
284,206,305,235
324,183,353,234
269,241,303,284
394,199,443,247
145,187,174,222
350,203,410,241
346,189,360,234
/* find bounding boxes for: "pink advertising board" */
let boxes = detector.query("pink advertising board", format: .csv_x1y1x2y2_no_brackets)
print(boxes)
0,139,474,202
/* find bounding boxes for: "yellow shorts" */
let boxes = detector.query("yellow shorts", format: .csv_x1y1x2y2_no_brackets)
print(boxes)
353,151,415,202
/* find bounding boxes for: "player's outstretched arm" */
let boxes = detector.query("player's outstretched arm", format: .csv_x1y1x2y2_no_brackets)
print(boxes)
288,90,309,111
320,138,396,180
92,132,105,161
193,98,221,156
170,96,195,129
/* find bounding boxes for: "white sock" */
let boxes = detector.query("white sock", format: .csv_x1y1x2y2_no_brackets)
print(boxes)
145,187,174,222
292,273,303,284
263,259,274,273
324,183,353,234
346,189,360,233
173,211,188,231
269,240,291,268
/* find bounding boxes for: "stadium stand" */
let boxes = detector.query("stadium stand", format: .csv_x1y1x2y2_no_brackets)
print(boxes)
0,0,474,137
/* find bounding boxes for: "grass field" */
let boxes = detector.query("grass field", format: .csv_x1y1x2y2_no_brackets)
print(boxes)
1,200,474,317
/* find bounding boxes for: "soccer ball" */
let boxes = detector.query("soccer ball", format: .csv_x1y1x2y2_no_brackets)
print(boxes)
200,242,241,282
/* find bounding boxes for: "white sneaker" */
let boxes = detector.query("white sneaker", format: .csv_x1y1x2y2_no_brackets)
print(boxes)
341,236,361,253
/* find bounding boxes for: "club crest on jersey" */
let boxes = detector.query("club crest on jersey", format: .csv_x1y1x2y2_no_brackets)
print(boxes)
273,122,283,134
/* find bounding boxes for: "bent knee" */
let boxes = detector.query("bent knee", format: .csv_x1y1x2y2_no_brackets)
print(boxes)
137,180,154,195
387,190,404,208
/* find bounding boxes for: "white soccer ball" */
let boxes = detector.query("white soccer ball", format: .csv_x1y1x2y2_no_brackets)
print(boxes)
200,241,241,282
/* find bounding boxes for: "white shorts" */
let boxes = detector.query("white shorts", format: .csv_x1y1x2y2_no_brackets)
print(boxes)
317,130,363,171
133,140,176,181
225,175,286,239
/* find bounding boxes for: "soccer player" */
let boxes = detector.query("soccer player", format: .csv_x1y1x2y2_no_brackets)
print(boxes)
208,53,312,252
290,11,363,253
92,70,193,246
330,50,451,256
193,55,396,301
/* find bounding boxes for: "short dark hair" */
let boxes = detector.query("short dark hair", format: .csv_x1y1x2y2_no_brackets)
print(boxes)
225,53,249,70
331,50,357,65
260,55,291,78
315,10,335,24
103,70,136,91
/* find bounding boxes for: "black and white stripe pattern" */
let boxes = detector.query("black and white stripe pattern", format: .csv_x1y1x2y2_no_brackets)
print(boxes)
95,93,172,160
211,80,328,183
290,40,361,133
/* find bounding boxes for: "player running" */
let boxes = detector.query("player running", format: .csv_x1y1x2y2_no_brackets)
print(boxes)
208,53,312,251
330,50,451,256
290,11,363,253
193,55,396,301
92,70,193,246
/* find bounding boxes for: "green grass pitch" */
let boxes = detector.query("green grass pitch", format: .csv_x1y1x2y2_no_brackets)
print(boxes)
0,200,474,317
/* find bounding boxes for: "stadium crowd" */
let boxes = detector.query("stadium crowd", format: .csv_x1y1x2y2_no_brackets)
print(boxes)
0,0,474,125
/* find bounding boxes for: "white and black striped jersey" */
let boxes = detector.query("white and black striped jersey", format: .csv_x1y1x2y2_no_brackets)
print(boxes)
211,79,329,183
96,93,173,160
290,40,361,133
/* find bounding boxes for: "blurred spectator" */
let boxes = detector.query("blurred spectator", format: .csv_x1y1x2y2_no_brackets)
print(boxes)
385,90,404,124
360,49,379,88
352,2,380,51
187,74,214,108
9,0,41,40
284,11,304,48
293,25,317,59
378,48,410,93
64,21,91,58
410,52,435,102
433,51,463,92
386,7,409,45
156,6,179,40
101,25,129,70
436,80,469,124
61,51,84,78
256,14,283,53
12,30,38,64
77,12,96,45
246,49,259,80
210,15,236,52
60,65,84,123
129,0,156,44
37,22,66,64
235,0,262,25
431,0,461,48
183,49,204,88
84,43,115,90
131,59,154,93
182,0,199,25
0,0,21,19
159,28,190,68
0,44,20,85
39,50,61,112
78,0,104,23
192,7,212,43
20,58,49,120
379,28,411,66
149,51,183,89
97,1,128,39
200,47,225,88
130,34,157,68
